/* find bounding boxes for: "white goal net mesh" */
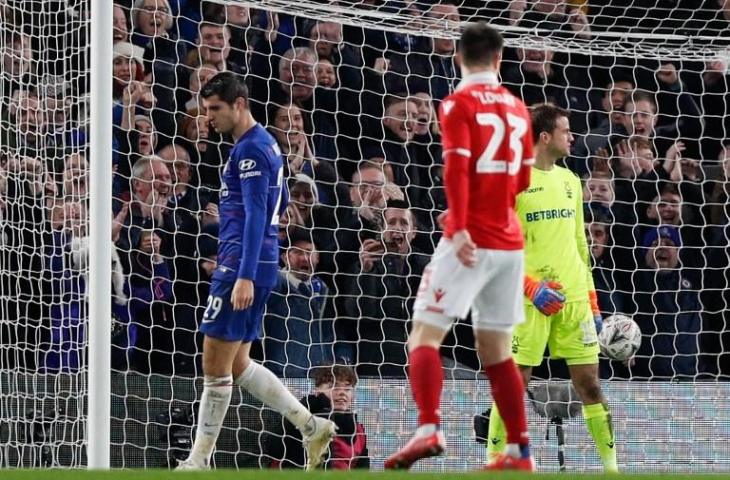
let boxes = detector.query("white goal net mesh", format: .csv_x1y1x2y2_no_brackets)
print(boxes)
1,0,730,471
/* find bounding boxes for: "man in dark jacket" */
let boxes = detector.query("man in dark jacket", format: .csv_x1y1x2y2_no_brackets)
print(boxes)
570,78,633,176
362,95,421,194
344,201,429,377
629,226,704,379
262,228,333,377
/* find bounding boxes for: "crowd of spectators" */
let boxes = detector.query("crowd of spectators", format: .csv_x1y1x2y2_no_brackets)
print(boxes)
2,0,730,381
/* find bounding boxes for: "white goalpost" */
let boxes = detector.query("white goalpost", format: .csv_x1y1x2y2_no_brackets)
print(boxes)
87,0,113,470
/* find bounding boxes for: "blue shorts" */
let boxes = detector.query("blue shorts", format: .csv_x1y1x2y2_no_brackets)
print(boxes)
199,280,272,342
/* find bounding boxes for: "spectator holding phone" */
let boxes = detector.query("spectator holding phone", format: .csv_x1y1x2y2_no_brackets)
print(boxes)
344,200,429,377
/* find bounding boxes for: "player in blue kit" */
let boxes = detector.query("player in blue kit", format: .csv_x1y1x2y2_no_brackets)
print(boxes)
177,72,336,471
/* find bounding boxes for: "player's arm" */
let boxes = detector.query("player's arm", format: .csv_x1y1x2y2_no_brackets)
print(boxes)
440,96,477,266
574,174,602,332
278,178,289,219
441,96,472,233
233,148,271,310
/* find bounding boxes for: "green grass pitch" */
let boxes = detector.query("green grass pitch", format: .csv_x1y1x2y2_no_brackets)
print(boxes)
0,471,721,480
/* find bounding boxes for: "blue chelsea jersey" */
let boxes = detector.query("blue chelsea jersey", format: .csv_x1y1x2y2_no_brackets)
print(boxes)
213,123,286,288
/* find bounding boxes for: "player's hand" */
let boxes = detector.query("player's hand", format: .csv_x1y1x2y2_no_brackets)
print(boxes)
452,229,477,267
231,278,254,311
436,210,448,230
588,290,602,333
593,313,603,334
525,279,565,316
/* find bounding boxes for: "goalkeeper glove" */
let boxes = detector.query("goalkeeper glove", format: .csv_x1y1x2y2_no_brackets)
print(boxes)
524,276,565,316
589,290,603,334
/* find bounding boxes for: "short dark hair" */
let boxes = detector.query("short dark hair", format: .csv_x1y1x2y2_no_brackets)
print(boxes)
352,160,384,182
386,199,411,211
385,199,418,228
200,71,248,105
287,226,314,249
625,90,656,113
383,93,411,112
312,364,358,387
459,22,503,67
658,181,680,198
266,101,292,127
531,103,569,142
198,20,230,36
585,206,613,225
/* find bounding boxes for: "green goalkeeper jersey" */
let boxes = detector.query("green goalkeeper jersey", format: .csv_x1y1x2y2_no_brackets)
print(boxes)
516,165,595,304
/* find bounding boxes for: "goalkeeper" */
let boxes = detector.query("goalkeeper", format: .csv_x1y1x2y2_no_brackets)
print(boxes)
486,103,618,473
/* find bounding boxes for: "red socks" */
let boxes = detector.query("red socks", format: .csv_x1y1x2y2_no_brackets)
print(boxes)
484,358,529,445
409,346,528,447
409,346,443,426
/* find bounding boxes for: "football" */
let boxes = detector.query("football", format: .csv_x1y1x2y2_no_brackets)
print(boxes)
598,314,642,361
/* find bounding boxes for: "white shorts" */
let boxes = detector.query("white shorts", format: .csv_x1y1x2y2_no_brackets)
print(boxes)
413,239,525,332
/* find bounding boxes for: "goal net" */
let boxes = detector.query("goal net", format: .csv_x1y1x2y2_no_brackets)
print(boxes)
1,0,729,472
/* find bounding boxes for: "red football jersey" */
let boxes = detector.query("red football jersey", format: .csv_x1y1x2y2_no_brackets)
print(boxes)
439,71,534,250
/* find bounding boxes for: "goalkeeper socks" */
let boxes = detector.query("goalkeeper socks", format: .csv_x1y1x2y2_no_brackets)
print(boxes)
408,346,443,426
188,375,233,466
583,402,618,473
486,404,507,460
235,361,315,435
484,359,529,452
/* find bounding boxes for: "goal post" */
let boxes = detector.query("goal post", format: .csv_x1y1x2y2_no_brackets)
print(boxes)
88,0,113,470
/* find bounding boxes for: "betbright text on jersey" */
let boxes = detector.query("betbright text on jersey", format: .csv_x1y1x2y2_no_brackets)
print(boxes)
516,165,592,303
438,71,535,250
214,123,287,288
